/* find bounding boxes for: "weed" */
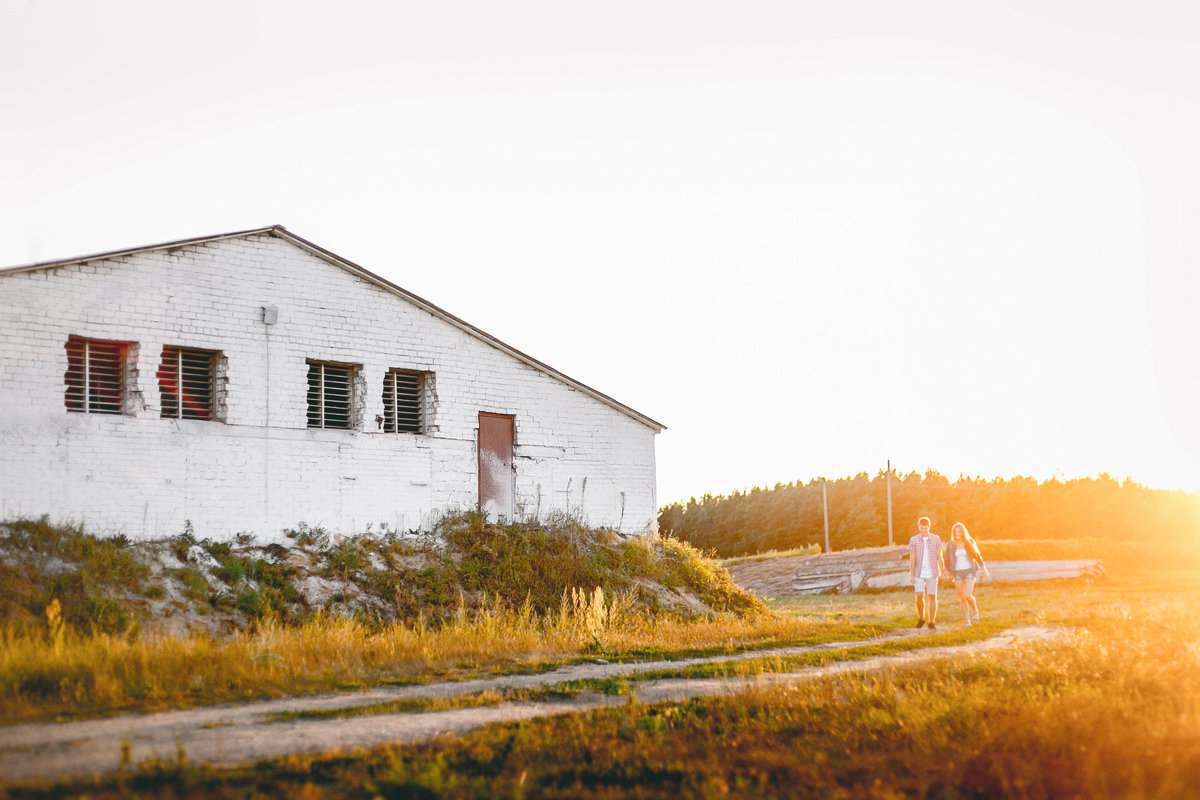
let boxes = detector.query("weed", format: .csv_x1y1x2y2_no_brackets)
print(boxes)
322,537,366,579
210,592,236,612
285,522,330,549
200,539,231,563
213,558,246,585
168,535,193,564
236,590,266,618
171,567,209,602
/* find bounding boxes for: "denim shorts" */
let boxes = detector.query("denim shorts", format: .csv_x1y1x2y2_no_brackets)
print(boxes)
953,568,977,582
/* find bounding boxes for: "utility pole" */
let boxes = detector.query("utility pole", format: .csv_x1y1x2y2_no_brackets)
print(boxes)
886,459,894,546
822,478,831,553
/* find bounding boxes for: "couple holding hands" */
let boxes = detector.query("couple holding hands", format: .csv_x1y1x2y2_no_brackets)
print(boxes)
908,516,991,630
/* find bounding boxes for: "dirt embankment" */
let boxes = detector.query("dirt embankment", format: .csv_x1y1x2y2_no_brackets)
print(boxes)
0,516,761,638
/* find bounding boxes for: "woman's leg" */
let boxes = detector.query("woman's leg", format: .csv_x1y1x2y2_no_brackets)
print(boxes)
964,575,979,619
955,578,970,623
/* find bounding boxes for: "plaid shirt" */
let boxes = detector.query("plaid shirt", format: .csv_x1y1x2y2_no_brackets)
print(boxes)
909,533,944,579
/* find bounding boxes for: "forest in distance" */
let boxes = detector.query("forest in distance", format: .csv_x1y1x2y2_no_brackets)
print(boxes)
658,471,1200,557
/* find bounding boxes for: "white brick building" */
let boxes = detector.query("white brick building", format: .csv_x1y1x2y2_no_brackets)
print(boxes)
0,227,663,540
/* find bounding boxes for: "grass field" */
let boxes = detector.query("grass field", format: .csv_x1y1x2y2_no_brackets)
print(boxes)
2,534,1200,796
6,552,1200,798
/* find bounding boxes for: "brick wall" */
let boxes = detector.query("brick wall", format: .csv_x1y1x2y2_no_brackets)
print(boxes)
0,233,660,540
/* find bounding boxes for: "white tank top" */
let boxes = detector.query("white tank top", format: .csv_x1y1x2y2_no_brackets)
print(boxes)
954,545,972,571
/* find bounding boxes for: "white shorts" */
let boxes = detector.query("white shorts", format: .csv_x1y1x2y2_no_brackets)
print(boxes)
913,576,938,595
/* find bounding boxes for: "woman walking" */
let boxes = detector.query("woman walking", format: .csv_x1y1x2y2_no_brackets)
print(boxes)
945,522,990,625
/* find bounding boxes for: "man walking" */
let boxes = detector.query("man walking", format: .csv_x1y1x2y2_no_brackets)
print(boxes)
909,516,945,630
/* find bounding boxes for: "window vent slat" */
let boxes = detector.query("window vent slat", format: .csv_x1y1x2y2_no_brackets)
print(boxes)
382,369,425,433
307,360,357,429
65,336,127,415
158,346,217,420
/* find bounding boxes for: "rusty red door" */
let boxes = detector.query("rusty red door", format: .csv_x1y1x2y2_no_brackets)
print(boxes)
477,412,514,521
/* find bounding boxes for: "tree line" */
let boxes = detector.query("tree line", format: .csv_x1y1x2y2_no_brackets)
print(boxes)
658,471,1200,556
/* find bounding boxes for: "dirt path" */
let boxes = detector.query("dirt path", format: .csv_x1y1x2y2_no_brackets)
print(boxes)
0,625,1061,785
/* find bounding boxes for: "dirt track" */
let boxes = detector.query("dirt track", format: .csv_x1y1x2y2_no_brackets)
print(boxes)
0,625,1061,785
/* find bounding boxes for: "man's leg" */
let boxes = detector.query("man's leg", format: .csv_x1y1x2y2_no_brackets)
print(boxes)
926,591,938,628
915,589,926,627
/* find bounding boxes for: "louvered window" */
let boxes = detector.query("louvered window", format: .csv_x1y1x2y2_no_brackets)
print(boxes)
64,336,127,415
382,369,425,433
158,346,217,420
307,360,356,429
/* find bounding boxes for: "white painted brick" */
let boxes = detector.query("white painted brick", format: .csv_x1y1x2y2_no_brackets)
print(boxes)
0,233,660,540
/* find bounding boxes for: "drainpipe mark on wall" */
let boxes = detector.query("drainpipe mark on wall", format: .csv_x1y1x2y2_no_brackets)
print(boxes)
262,312,272,538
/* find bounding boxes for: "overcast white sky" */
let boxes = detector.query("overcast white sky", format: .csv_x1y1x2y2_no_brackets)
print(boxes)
3,1,1199,504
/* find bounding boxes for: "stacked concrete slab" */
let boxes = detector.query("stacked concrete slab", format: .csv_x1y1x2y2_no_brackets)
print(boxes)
726,545,1104,597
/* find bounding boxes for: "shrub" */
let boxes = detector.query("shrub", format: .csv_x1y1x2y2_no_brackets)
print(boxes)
236,589,266,618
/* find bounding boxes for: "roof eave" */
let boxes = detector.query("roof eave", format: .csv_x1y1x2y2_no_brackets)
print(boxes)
0,226,279,277
270,227,666,432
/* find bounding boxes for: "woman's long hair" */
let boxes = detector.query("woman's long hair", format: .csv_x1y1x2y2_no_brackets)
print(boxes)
950,522,974,545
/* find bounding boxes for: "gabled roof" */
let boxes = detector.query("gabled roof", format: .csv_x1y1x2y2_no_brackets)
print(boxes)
0,225,665,432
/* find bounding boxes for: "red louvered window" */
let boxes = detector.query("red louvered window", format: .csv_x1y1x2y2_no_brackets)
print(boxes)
158,346,218,420
64,336,128,415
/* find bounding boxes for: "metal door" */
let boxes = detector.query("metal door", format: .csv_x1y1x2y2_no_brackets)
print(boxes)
477,412,514,521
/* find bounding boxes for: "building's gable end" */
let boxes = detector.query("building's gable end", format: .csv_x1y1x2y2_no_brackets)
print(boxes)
0,227,664,433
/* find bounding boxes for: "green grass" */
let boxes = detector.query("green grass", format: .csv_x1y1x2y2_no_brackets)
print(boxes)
264,691,510,723
0,518,148,635
586,620,1007,685
258,623,991,724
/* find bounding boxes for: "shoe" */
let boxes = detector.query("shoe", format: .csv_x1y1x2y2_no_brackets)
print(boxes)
972,611,980,623
928,622,937,631
916,619,926,628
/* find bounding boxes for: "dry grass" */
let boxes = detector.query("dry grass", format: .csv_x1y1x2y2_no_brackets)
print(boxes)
0,588,842,724
0,515,783,723
14,569,1200,798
